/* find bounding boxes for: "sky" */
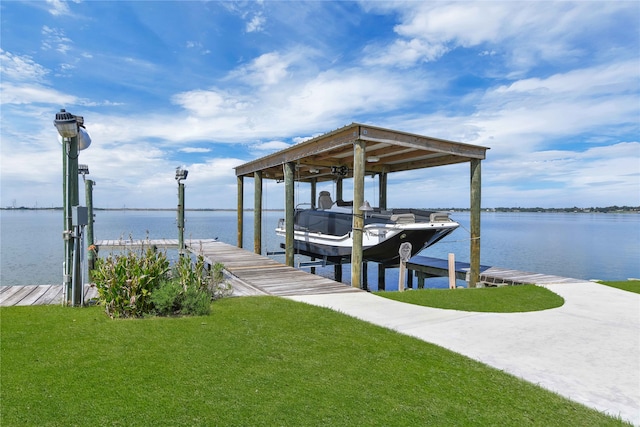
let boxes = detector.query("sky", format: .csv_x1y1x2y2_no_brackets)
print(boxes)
1,0,639,210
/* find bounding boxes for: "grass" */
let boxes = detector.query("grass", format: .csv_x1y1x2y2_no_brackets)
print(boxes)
1,298,624,426
598,280,640,294
375,284,565,312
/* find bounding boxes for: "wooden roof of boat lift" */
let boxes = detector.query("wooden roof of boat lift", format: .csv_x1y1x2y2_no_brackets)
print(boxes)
234,123,488,181
234,122,489,289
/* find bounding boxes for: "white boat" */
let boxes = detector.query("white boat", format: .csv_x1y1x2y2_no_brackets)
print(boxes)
276,191,459,266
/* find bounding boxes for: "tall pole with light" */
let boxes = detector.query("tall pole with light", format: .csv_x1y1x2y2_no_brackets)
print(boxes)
175,167,188,255
54,109,91,306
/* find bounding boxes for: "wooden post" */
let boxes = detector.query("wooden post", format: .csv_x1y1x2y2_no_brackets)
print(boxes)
254,171,262,255
398,262,406,292
177,181,185,255
362,261,368,291
284,162,295,267
469,159,481,288
237,176,244,248
378,264,386,291
351,139,366,289
448,253,456,289
334,264,342,282
310,178,317,274
63,135,79,305
398,242,412,292
310,178,317,209
379,171,387,210
377,172,388,291
85,179,95,271
336,177,343,202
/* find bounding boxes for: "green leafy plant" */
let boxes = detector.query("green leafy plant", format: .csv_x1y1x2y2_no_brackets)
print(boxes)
151,256,231,316
93,237,231,318
92,244,171,318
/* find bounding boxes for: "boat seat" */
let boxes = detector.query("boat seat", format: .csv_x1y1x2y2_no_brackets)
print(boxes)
318,191,334,210
390,213,415,224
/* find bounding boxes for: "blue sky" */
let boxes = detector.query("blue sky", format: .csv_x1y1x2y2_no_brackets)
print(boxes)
1,1,638,209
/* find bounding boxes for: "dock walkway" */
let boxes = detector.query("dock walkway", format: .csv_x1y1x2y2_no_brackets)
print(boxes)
190,240,362,296
0,239,360,306
407,255,588,287
0,284,98,307
0,239,601,306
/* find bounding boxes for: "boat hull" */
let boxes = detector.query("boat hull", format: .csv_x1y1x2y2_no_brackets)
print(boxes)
276,209,458,266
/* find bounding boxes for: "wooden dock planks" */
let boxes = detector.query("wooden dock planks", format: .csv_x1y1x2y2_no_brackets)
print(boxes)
0,284,98,307
480,267,587,285
190,241,362,296
407,255,588,287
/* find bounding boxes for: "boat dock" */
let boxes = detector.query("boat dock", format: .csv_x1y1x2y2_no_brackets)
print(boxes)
1,239,591,307
191,240,362,296
406,255,588,288
93,238,218,251
0,239,361,306
0,283,98,307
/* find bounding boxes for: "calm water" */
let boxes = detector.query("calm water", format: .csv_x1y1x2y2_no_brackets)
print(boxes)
1,209,638,290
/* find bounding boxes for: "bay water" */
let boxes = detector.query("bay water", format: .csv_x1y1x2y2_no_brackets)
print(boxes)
1,209,638,290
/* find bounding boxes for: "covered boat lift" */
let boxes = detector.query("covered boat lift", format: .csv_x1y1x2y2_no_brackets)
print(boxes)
234,123,489,288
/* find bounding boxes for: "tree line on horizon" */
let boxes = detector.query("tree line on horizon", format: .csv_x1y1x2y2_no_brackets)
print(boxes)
3,205,639,213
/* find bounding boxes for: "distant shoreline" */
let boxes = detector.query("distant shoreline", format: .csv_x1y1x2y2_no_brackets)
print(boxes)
2,206,639,213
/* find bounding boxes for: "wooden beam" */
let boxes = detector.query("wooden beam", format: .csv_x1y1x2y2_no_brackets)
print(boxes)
284,162,295,267
234,125,358,177
469,159,481,287
237,176,243,248
359,126,488,159
254,171,262,255
351,139,365,289
387,155,470,173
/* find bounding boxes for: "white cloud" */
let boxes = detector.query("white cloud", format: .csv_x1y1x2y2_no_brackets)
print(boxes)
252,140,290,152
246,13,266,33
0,50,49,82
0,83,78,105
41,26,73,54
179,147,212,154
46,0,71,16
362,2,634,71
231,51,297,87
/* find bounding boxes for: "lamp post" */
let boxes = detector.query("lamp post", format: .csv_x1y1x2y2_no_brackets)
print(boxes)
54,109,91,306
175,167,188,255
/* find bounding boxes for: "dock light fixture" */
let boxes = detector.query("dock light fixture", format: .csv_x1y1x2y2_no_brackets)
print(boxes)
366,156,380,163
53,109,78,138
175,166,188,182
78,164,89,179
54,108,91,307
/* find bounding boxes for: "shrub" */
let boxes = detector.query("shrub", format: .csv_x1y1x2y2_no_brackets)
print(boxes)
181,285,212,316
93,245,170,318
93,243,231,318
149,280,183,316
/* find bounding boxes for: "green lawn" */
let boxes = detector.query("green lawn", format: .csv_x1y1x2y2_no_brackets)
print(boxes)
1,298,624,426
375,284,565,312
598,280,640,294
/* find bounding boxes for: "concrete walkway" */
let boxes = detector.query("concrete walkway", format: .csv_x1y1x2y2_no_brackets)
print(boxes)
287,282,640,425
